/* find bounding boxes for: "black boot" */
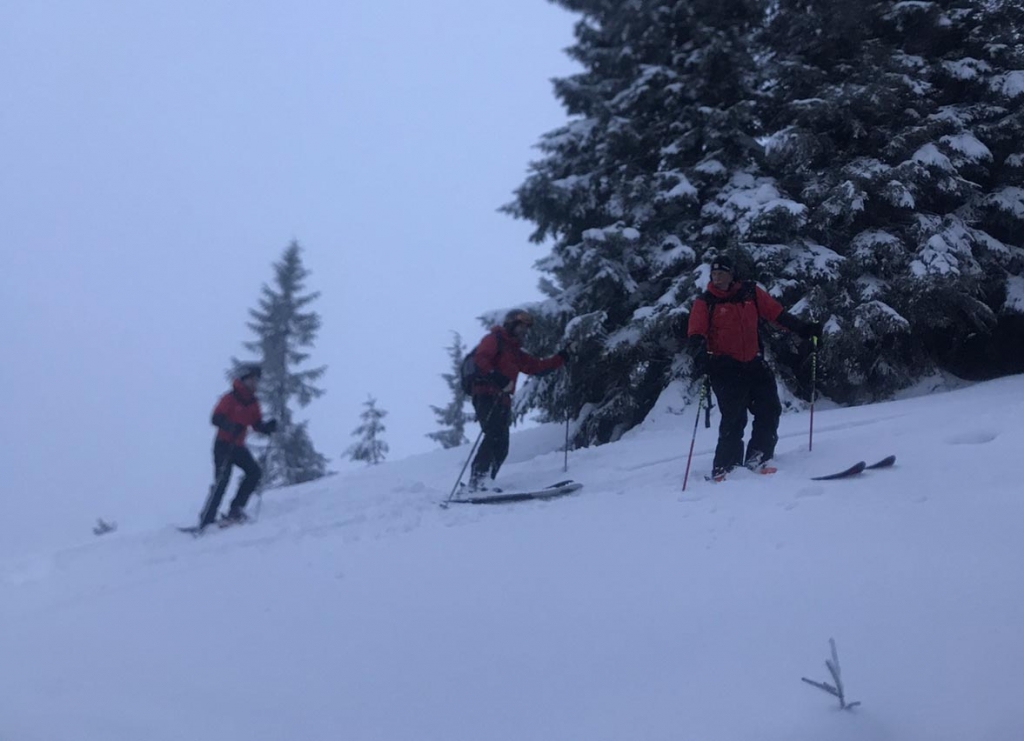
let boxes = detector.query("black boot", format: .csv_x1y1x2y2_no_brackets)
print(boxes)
221,507,250,526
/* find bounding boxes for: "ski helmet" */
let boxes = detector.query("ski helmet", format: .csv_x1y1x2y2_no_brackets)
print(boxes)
503,309,534,332
238,364,262,381
710,255,734,274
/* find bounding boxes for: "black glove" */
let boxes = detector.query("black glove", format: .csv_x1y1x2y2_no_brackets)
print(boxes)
689,335,709,376
694,353,709,377
213,413,244,436
778,311,822,342
557,339,578,362
801,321,824,342
486,371,511,390
256,419,278,434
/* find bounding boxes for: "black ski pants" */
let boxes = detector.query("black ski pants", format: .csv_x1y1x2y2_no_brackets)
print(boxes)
471,394,511,481
200,439,262,526
708,356,782,475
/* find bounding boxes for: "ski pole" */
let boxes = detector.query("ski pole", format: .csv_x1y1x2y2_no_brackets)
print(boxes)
703,373,712,429
563,357,572,473
254,437,274,523
682,377,707,492
563,414,570,473
565,364,573,474
809,336,818,452
442,393,505,508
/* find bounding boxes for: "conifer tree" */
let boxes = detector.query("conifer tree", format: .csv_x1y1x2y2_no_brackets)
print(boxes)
504,0,1024,446
427,332,471,449
755,0,1024,401
235,240,328,485
347,396,389,465
505,0,769,444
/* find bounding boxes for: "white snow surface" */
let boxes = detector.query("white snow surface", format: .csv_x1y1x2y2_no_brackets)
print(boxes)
4,376,1024,741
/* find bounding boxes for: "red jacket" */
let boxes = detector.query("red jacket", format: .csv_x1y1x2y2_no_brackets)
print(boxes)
211,380,264,446
472,326,565,403
687,281,785,362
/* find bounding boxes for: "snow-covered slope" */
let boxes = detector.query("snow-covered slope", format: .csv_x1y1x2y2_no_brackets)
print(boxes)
3,376,1023,741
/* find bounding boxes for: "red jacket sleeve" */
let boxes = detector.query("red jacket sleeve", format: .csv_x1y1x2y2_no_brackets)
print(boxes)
518,351,565,376
473,332,500,375
754,286,784,323
687,297,709,337
212,393,232,423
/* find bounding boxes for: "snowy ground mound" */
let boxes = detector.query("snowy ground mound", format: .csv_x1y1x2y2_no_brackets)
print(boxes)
3,376,1023,741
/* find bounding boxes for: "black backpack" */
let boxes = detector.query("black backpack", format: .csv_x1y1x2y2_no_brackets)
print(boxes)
460,333,504,395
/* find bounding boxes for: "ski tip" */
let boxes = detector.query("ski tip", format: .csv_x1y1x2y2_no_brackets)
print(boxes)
865,454,896,469
546,479,575,488
810,461,866,481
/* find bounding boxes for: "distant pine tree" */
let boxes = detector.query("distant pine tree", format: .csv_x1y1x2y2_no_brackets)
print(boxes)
347,396,389,465
427,332,471,449
234,240,329,485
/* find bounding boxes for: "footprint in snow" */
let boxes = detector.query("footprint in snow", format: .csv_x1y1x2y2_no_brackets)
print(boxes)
945,430,998,445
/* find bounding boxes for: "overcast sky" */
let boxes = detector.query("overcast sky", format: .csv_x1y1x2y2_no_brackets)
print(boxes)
0,2,580,556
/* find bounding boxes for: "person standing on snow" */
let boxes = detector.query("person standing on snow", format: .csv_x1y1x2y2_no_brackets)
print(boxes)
687,255,822,480
200,364,277,527
468,310,571,491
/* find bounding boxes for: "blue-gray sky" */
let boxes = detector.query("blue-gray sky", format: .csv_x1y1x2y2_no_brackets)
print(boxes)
0,2,579,556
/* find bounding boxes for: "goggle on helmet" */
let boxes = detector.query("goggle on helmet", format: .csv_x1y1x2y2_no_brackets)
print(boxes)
503,310,535,331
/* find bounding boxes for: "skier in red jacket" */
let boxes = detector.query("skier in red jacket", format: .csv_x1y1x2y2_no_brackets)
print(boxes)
468,310,570,490
200,364,277,527
687,256,821,480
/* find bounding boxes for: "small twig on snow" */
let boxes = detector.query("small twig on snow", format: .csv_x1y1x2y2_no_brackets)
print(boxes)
801,638,861,710
92,518,117,536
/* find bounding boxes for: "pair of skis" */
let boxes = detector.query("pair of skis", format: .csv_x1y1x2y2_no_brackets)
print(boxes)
702,455,896,484
810,455,896,481
445,479,583,506
176,514,250,537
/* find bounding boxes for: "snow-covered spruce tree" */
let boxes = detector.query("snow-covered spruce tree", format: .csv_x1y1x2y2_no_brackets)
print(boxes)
235,240,328,485
755,0,1024,402
347,396,389,465
504,0,771,445
427,332,471,449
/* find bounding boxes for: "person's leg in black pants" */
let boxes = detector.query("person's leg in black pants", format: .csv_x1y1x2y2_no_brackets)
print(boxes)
745,361,782,466
200,440,236,527
710,366,752,476
471,394,511,486
228,446,262,515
